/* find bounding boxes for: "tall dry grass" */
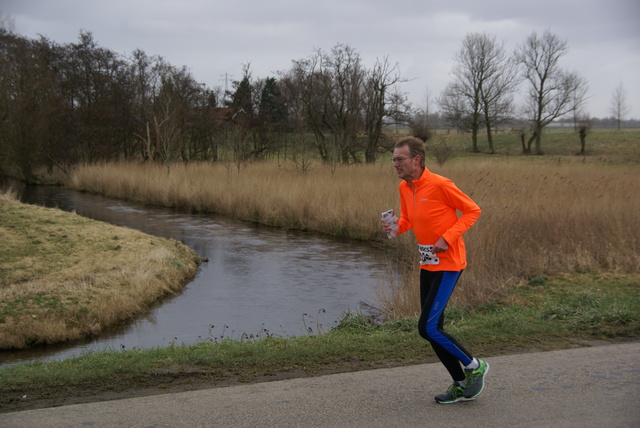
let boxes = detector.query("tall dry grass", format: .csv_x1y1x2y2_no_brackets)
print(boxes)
71,161,397,241
70,159,640,317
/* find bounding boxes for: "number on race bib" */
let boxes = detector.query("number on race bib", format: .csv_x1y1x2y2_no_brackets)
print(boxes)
418,244,440,265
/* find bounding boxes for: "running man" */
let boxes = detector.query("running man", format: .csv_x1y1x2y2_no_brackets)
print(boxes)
381,136,489,404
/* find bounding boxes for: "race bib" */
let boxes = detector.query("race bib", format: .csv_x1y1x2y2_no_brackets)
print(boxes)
418,244,440,265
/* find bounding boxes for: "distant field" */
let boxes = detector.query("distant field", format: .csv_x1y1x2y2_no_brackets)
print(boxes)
421,128,640,161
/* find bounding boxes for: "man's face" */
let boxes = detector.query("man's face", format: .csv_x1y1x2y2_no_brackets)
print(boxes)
392,145,421,182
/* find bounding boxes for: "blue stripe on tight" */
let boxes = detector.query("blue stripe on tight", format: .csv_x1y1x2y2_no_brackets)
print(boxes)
424,271,472,366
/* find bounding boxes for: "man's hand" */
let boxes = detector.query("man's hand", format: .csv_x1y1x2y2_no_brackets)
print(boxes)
432,236,449,253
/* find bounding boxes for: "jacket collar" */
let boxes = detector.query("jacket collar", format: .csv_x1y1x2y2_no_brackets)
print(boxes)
402,167,429,189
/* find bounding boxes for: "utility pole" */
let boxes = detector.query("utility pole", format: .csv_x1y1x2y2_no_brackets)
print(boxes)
219,73,233,103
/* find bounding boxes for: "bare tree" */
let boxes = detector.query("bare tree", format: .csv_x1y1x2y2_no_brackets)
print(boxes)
0,31,69,182
362,56,401,163
387,87,411,134
281,53,329,160
323,44,366,163
516,29,588,155
476,36,520,153
149,64,203,166
152,90,183,168
130,49,164,160
439,36,482,151
569,75,590,131
222,120,253,174
439,33,518,153
0,13,15,32
610,82,631,131
283,44,408,164
283,44,366,164
0,31,43,181
408,86,435,142
438,80,477,139
422,87,434,125
1,25,225,172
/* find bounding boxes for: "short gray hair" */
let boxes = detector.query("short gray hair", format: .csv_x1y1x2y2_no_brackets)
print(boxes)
394,137,425,168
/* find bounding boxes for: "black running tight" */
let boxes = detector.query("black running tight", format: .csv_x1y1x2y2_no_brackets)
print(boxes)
418,269,474,382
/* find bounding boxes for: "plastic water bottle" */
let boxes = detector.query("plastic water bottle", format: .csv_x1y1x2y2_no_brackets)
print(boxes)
381,209,398,239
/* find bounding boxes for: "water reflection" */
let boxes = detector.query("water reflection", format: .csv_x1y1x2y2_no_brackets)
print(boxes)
0,179,394,365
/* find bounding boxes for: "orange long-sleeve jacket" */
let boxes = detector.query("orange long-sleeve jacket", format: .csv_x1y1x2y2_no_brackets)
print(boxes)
397,167,481,271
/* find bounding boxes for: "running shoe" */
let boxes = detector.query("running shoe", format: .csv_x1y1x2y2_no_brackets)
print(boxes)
463,359,490,399
434,382,470,404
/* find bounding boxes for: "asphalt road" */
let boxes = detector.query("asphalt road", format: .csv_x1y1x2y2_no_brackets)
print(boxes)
3,342,639,427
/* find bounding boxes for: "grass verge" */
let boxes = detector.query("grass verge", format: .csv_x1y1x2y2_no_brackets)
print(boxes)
0,193,200,349
1,272,638,413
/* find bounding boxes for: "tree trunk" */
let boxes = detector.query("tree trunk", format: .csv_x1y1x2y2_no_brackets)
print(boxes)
365,139,377,163
579,128,587,155
534,131,543,155
485,122,495,154
471,120,480,153
524,132,537,155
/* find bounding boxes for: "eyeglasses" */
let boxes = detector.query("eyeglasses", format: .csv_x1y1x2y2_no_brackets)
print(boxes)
391,156,411,163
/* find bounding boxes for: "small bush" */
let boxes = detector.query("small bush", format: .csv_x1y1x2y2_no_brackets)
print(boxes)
431,139,454,165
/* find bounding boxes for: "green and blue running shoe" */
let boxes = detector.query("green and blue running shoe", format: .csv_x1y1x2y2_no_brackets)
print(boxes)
463,359,490,399
434,382,470,404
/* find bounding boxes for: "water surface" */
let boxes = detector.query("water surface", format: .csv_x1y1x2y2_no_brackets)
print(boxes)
1,181,393,365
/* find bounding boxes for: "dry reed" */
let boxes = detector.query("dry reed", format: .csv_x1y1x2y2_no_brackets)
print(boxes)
71,161,396,241
70,159,640,317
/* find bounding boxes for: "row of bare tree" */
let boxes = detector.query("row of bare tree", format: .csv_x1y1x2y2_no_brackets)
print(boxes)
0,29,408,181
0,30,220,181
0,25,632,182
437,30,592,155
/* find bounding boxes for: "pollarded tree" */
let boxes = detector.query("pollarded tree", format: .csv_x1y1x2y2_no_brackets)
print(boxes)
516,29,588,155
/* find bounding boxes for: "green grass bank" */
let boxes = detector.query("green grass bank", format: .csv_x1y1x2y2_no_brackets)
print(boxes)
1,272,638,412
0,192,200,349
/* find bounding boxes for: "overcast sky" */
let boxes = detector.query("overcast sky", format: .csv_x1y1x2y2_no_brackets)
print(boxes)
2,0,639,119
